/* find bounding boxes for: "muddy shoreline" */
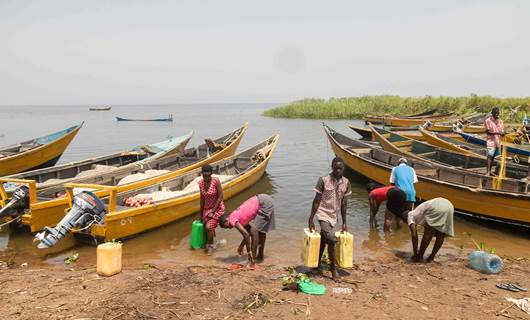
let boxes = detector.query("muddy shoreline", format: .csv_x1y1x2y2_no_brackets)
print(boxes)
1,253,529,320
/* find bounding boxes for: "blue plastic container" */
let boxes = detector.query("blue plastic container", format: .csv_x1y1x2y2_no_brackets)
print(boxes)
468,251,503,274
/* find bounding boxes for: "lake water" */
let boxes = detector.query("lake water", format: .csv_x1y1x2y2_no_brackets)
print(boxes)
0,104,528,268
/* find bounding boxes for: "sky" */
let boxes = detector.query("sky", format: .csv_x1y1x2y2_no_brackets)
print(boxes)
1,0,529,105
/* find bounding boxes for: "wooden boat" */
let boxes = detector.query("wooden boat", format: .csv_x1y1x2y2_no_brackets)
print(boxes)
398,108,438,118
370,126,528,178
116,115,173,122
5,131,194,196
0,123,83,176
0,124,248,232
458,132,530,163
323,123,530,227
419,128,485,157
349,125,463,141
364,111,452,125
62,133,279,242
89,107,111,111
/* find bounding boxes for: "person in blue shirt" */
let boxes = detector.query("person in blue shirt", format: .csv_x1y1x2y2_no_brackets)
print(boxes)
389,158,418,210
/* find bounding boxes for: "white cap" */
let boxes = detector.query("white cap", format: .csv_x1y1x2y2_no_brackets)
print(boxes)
398,157,408,164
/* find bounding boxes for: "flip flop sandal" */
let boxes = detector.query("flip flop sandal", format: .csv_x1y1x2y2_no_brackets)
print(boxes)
508,283,528,292
496,283,520,292
228,263,245,271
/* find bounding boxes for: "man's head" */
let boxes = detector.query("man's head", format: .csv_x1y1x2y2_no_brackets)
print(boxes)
366,182,379,193
492,107,500,119
398,157,408,165
218,214,231,228
331,157,345,179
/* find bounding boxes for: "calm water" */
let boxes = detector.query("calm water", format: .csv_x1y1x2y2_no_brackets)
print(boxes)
0,104,528,268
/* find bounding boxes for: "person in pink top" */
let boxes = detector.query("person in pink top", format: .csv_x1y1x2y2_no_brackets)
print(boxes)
219,194,275,268
199,165,225,255
484,107,504,176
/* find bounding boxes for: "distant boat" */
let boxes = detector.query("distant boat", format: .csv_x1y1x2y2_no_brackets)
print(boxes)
116,114,173,122
89,107,112,111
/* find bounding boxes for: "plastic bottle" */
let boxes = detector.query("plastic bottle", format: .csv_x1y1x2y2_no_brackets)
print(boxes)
468,250,503,274
301,228,321,268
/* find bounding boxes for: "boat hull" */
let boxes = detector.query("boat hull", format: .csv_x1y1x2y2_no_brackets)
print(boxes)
3,126,246,232
325,125,530,227
0,124,82,176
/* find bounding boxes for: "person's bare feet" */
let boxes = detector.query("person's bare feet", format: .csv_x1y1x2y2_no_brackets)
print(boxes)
332,269,341,283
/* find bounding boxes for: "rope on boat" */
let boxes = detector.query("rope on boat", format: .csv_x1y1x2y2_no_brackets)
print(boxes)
0,216,21,230
493,139,507,190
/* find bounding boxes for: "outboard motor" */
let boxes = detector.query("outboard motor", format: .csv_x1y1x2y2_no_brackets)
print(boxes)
34,191,107,249
0,185,30,219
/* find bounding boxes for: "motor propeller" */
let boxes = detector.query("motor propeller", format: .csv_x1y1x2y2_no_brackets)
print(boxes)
34,191,107,249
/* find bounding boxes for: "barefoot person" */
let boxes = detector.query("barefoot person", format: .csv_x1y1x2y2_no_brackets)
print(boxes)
397,197,455,262
485,107,504,176
199,165,225,255
390,157,418,210
308,157,351,282
219,194,275,268
366,182,404,230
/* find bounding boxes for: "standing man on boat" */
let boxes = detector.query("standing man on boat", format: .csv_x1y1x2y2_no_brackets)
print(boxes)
485,107,505,176
308,157,351,282
390,158,418,211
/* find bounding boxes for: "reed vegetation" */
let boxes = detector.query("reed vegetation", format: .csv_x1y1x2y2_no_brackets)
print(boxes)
263,95,530,122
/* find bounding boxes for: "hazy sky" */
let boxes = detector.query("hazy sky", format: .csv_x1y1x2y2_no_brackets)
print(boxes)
1,0,529,105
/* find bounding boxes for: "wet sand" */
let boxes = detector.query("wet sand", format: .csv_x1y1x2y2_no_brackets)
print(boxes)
1,253,529,320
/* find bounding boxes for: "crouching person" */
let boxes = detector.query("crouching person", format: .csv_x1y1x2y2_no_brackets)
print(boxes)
219,194,275,268
397,197,455,262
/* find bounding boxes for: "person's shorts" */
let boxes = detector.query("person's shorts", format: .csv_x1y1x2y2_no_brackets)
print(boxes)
249,194,276,233
487,146,501,157
318,220,337,245
386,188,407,216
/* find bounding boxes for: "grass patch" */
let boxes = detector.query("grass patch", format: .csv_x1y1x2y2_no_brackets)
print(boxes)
263,95,530,122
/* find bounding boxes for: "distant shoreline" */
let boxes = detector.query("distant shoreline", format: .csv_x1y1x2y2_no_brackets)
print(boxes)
263,95,530,121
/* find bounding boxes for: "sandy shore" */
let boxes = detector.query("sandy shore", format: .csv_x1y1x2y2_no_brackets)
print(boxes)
1,252,529,320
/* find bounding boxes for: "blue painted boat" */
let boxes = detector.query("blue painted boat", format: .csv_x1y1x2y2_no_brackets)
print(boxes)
116,114,173,122
458,132,530,158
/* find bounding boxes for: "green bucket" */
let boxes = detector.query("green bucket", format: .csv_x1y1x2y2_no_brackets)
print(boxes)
190,220,206,249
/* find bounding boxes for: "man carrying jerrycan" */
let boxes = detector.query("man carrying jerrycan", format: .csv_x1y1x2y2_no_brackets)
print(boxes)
308,157,351,282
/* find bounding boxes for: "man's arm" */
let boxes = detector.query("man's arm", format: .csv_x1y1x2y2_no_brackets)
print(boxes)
235,222,254,265
309,177,324,230
308,193,322,231
340,181,351,232
409,223,419,260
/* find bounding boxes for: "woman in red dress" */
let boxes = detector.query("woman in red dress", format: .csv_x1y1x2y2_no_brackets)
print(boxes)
199,165,225,255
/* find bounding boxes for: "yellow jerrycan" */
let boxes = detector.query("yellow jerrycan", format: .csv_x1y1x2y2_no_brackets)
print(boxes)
97,242,123,276
334,231,354,268
301,228,321,268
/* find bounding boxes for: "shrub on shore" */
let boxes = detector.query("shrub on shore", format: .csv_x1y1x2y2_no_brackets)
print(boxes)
263,95,530,122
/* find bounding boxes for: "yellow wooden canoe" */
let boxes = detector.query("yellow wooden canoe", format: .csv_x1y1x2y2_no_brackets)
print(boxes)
62,133,279,242
419,128,484,157
0,124,247,232
370,126,528,178
349,125,463,141
426,123,486,133
0,123,82,176
371,114,457,127
324,124,530,227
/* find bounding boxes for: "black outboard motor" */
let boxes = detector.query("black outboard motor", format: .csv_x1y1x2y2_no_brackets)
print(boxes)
34,191,107,249
0,185,30,219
